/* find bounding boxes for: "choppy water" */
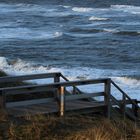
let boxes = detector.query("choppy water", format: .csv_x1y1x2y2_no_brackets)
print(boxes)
0,0,140,99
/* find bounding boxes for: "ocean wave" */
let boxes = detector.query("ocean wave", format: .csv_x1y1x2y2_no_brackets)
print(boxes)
0,28,63,40
103,28,140,36
89,16,109,21
115,31,140,36
0,57,139,84
59,5,71,8
0,3,57,13
113,77,140,87
111,5,140,14
72,7,93,12
103,28,118,33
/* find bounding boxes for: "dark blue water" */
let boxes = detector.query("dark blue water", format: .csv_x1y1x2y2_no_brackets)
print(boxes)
0,0,140,98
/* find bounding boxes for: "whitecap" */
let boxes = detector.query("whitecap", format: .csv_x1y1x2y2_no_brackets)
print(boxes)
54,32,63,38
111,5,140,15
89,16,109,21
59,5,71,8
103,28,118,33
0,28,63,40
72,7,93,12
113,77,140,87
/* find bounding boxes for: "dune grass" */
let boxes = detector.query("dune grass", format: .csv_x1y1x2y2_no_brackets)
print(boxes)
0,111,139,140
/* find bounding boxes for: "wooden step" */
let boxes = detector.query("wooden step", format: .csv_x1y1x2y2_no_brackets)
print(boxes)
6,100,106,117
125,108,137,121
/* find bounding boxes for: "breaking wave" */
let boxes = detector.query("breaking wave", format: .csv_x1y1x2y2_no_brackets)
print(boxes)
111,5,140,14
89,16,109,21
72,7,93,12
0,28,63,40
0,57,140,86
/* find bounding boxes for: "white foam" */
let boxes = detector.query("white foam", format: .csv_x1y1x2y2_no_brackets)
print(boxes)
89,16,109,21
54,32,63,38
103,28,118,33
0,3,57,13
72,7,93,12
0,28,63,40
59,5,71,8
113,77,140,87
111,5,140,15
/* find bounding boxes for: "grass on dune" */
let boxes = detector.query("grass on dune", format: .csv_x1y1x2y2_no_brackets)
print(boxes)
0,112,138,140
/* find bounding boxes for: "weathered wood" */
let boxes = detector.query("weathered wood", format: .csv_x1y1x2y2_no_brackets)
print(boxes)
0,91,6,109
0,73,138,119
54,73,60,99
110,95,122,108
111,80,139,108
60,74,82,94
122,94,126,116
59,86,65,116
54,73,60,83
6,98,55,108
104,79,111,119
4,88,57,96
0,72,61,83
132,100,138,117
7,100,106,117
66,92,104,101
2,78,107,95
0,95,4,108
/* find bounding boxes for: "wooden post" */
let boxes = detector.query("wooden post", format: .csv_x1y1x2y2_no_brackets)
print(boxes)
59,86,65,116
104,79,111,119
54,73,60,83
54,74,60,99
73,86,76,94
121,94,126,116
0,91,5,109
132,100,138,117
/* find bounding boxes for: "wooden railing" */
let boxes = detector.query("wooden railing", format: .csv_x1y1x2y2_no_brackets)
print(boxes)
111,80,139,118
0,76,108,117
0,73,139,119
60,74,82,94
0,72,61,84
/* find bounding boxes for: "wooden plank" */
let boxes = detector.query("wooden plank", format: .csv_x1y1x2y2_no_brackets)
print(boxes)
4,88,57,96
6,98,55,108
66,106,106,115
7,100,106,117
0,72,61,83
65,92,104,101
3,78,107,95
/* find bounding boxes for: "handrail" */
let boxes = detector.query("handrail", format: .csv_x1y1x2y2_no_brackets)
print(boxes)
60,74,83,94
111,80,139,108
2,78,108,95
110,95,121,108
0,72,61,83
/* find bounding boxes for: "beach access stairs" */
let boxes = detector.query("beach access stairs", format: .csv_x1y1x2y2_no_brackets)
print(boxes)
0,72,139,124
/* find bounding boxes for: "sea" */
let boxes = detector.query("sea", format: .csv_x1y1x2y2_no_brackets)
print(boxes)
0,0,140,100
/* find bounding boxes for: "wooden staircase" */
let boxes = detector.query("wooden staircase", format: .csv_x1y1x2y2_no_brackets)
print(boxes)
0,72,139,122
110,80,139,122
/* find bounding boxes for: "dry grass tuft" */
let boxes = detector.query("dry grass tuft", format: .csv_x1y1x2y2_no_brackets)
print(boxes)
0,113,137,140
